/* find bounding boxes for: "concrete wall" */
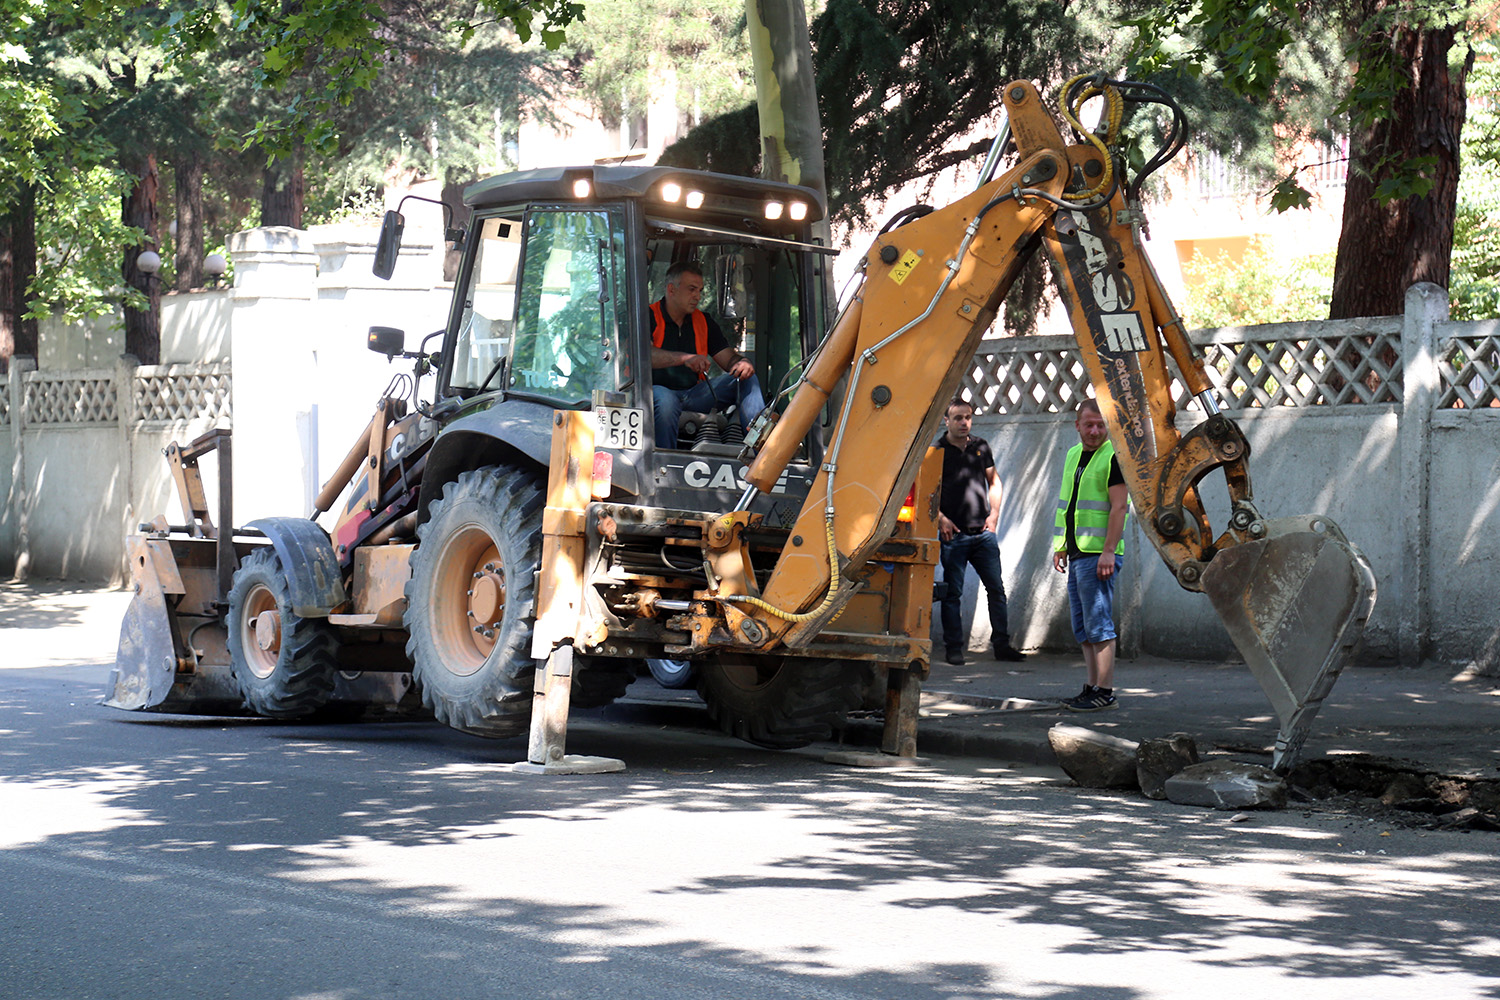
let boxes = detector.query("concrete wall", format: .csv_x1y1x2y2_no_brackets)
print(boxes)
0,359,227,582
38,290,232,370
955,405,1409,665
228,225,453,525
940,287,1500,674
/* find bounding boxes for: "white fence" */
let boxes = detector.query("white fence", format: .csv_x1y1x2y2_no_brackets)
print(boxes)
0,360,232,581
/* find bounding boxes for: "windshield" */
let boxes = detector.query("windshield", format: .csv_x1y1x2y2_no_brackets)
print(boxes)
510,208,626,405
450,207,627,405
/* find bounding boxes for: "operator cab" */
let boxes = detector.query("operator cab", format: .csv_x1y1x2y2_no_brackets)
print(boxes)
435,164,833,508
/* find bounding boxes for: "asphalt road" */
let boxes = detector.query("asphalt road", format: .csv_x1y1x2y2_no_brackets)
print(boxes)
5,650,1500,1000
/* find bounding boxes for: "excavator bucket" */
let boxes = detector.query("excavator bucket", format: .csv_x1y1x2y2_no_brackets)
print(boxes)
1200,515,1377,772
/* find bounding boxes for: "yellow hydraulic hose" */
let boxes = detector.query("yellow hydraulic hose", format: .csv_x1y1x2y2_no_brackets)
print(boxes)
1058,74,1124,203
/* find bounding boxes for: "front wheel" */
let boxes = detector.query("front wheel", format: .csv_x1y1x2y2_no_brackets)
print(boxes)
696,655,871,749
404,465,544,738
226,546,338,718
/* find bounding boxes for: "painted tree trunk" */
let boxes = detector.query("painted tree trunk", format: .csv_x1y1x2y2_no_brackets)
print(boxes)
261,152,305,229
0,183,39,373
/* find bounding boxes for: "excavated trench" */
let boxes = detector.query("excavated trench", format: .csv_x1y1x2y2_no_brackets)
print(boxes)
1287,754,1500,832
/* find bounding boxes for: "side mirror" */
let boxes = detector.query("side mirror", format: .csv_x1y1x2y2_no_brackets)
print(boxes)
368,326,406,358
372,210,405,280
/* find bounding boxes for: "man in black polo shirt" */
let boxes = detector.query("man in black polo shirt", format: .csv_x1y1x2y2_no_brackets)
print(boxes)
936,396,1025,665
647,261,765,448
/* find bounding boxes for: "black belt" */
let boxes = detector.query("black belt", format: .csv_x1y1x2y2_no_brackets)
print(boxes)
960,527,987,535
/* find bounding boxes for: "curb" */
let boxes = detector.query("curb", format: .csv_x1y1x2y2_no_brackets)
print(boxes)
840,716,1061,767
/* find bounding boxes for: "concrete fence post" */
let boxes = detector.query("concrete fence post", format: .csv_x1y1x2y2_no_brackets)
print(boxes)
6,356,35,580
1398,282,1446,666
229,227,320,523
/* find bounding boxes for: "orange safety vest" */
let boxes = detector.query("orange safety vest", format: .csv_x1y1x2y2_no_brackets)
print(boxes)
650,302,709,368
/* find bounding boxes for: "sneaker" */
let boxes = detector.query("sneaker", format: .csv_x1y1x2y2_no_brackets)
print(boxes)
1062,684,1094,708
944,649,965,666
994,644,1026,662
1066,688,1118,712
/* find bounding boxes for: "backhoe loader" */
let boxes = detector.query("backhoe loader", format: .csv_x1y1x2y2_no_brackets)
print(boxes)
109,73,1375,772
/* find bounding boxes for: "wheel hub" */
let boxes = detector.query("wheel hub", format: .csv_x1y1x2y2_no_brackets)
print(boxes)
254,610,282,653
469,564,505,627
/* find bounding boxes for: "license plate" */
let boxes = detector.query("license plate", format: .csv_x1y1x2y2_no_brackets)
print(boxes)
595,404,646,451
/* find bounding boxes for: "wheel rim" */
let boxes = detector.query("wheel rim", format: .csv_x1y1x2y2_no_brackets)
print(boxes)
430,521,505,676
240,582,280,679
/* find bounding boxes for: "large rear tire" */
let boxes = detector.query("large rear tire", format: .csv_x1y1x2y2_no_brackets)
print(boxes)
226,546,338,718
404,465,544,738
696,655,871,749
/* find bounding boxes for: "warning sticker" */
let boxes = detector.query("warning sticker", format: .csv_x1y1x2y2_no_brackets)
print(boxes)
889,250,922,285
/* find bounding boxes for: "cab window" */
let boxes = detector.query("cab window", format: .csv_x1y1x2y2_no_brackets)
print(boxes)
508,208,625,405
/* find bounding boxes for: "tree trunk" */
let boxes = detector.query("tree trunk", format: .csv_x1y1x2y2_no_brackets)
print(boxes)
174,152,206,291
0,183,40,374
746,0,835,327
261,151,305,228
122,152,162,366
1330,24,1471,319
747,0,826,195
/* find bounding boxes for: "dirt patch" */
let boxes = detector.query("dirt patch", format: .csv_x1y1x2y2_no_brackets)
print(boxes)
1288,754,1500,832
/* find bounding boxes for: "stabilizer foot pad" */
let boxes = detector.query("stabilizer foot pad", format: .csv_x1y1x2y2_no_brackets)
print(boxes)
513,755,626,775
824,750,929,768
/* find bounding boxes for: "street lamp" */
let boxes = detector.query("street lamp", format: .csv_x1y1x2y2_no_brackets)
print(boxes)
204,253,227,288
136,250,162,276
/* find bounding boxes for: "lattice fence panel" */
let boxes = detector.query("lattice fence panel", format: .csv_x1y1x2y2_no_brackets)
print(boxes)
133,364,232,423
23,370,118,424
1437,332,1500,409
1189,327,1402,408
958,324,1404,415
959,338,1093,415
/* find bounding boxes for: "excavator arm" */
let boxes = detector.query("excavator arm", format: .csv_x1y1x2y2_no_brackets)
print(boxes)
724,76,1375,770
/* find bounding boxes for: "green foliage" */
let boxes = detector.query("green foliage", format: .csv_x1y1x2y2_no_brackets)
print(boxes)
1123,1,1489,216
1180,237,1334,327
26,166,149,325
1451,41,1500,320
155,0,583,157
564,0,752,134
317,15,559,190
1269,174,1313,212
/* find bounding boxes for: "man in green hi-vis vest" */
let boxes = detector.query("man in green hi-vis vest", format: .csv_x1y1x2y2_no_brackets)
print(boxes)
1052,398,1130,712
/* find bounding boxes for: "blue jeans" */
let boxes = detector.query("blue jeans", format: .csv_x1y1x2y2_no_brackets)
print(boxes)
939,530,1010,654
652,374,766,448
1067,553,1122,644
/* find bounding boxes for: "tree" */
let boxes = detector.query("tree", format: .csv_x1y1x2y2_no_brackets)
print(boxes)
1124,0,1489,319
563,0,752,150
158,0,585,157
809,0,1091,227
1450,38,1500,320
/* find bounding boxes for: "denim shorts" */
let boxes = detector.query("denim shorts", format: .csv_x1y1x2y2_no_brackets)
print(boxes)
1067,553,1122,644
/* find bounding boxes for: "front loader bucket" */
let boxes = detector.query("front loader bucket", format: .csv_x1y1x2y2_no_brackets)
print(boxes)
105,579,178,710
104,534,246,715
1200,515,1377,772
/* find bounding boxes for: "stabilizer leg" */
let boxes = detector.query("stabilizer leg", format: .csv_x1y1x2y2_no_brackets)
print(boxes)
514,643,625,775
